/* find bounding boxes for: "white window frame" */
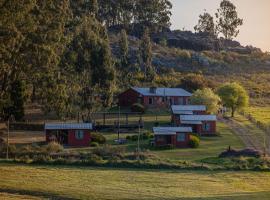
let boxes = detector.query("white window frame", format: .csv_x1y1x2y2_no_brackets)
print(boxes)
75,130,84,140
177,133,186,142
203,123,211,131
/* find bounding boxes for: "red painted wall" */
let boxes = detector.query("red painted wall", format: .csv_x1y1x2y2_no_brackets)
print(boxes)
154,133,191,148
118,88,190,108
118,89,141,107
175,132,191,148
68,130,91,147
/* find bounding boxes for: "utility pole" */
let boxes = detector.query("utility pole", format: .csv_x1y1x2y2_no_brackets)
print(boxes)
118,105,120,141
137,120,141,160
6,118,9,160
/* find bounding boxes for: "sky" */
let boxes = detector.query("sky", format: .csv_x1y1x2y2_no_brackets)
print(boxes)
170,0,270,52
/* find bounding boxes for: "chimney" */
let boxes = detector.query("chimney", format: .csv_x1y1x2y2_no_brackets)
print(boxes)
149,87,157,94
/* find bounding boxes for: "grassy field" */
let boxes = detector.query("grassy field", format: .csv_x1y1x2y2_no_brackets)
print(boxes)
244,106,270,125
0,163,270,200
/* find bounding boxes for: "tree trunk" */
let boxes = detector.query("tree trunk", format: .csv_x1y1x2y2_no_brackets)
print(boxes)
231,107,235,117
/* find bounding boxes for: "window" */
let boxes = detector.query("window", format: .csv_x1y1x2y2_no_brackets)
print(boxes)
156,135,165,142
162,97,165,103
177,133,186,142
178,97,184,105
149,97,153,105
75,130,84,140
203,123,211,131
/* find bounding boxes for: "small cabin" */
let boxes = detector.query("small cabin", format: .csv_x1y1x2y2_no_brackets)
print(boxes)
153,127,193,148
171,105,207,125
44,123,92,147
179,115,217,135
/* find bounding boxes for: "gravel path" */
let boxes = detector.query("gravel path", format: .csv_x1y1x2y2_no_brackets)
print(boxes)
219,117,268,155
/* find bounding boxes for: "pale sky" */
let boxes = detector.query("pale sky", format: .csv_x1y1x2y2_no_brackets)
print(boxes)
170,0,270,52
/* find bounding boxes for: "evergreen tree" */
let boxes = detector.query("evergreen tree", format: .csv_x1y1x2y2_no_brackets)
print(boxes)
4,79,26,121
215,0,243,40
119,29,129,70
194,11,216,36
139,28,155,81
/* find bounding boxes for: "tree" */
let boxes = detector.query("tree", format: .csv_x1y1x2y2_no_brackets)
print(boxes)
194,11,216,36
139,28,155,81
190,88,221,114
218,82,249,117
215,0,243,40
119,29,129,70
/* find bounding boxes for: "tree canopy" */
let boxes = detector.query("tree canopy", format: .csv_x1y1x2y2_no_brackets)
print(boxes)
194,11,216,36
215,0,243,40
190,88,221,114
218,82,249,117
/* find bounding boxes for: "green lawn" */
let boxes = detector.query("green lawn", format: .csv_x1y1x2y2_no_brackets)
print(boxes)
0,163,270,200
95,119,244,162
244,106,270,125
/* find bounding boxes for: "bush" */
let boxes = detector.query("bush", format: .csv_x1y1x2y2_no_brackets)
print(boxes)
90,142,99,147
44,142,63,153
126,135,131,140
91,132,106,144
189,135,200,148
131,103,145,114
131,135,138,141
92,145,126,158
142,132,154,140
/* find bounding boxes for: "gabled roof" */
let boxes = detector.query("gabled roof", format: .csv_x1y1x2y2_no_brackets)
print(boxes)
153,127,193,135
171,105,206,114
132,87,192,97
180,115,217,121
44,123,93,130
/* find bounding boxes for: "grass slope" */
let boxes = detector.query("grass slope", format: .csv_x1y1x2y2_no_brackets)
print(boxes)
1,164,270,200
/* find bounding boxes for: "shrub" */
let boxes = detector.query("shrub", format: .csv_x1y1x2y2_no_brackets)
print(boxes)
91,132,106,144
90,142,99,147
188,135,200,148
131,135,138,141
142,132,154,140
44,142,63,153
126,135,131,140
131,103,145,114
92,145,126,158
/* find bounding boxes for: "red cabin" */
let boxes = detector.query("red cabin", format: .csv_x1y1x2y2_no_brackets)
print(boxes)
153,127,193,148
171,105,207,124
118,87,192,108
179,115,217,135
45,123,92,147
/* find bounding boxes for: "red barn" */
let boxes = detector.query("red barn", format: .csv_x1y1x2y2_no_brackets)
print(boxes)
171,105,207,125
118,87,192,108
45,123,92,147
153,127,193,148
179,115,217,135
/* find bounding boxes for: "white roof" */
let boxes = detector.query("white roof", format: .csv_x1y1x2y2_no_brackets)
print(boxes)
180,115,217,121
153,127,192,135
181,120,202,125
171,105,206,114
44,123,93,130
132,87,192,97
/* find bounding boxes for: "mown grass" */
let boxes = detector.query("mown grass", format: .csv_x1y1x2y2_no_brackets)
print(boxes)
1,163,270,200
90,121,244,162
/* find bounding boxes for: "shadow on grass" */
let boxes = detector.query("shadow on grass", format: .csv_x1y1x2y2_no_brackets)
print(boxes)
0,188,78,200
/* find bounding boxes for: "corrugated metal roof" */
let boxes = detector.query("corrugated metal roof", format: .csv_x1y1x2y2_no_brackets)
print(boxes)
171,105,206,114
172,110,194,115
44,123,93,130
181,120,202,125
153,127,192,135
132,87,192,97
180,115,217,121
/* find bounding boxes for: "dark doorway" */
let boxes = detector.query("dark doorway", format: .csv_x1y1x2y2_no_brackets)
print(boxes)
166,135,172,144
